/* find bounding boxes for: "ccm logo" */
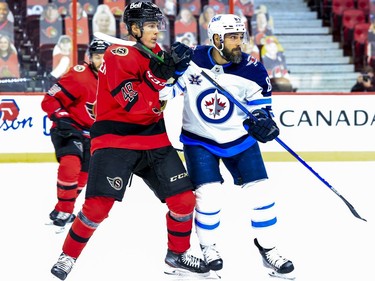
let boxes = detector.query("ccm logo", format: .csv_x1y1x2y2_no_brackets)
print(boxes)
170,172,188,182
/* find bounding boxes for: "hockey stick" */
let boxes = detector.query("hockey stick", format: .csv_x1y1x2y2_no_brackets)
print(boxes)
94,32,366,222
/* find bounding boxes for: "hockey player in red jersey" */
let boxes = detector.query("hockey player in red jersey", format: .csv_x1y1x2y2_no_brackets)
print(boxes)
50,2,209,280
41,38,110,233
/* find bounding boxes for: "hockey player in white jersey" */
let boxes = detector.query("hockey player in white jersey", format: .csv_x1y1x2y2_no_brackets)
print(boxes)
160,14,295,279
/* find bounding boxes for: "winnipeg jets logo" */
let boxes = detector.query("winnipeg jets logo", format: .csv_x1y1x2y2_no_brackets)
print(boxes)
107,176,123,191
204,92,226,118
188,74,202,85
246,55,258,66
196,88,234,123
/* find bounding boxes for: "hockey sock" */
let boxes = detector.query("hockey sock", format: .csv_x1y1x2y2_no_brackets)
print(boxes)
165,190,195,253
194,182,223,246
55,155,81,213
62,196,115,258
77,171,88,195
243,180,278,249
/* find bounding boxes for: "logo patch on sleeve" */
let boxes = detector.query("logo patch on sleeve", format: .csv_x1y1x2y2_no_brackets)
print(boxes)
73,65,86,72
111,47,129,56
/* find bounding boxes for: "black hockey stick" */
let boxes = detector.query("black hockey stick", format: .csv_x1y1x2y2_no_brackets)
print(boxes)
94,32,367,222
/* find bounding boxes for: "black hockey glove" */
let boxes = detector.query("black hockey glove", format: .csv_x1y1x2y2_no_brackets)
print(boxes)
149,50,176,81
170,42,193,78
243,109,280,143
51,110,81,138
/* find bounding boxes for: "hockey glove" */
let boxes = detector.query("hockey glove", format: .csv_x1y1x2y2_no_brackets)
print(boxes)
243,109,280,143
159,100,168,112
51,110,81,138
170,42,193,78
149,50,176,81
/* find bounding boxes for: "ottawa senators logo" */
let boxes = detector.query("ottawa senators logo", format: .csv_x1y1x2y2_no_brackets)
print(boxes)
73,65,86,72
111,47,129,56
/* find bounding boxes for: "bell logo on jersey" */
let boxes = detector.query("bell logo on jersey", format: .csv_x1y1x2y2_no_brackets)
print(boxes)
196,88,234,124
130,2,142,9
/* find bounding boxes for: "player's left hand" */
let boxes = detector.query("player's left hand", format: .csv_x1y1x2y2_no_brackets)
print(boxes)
170,42,193,76
243,109,280,143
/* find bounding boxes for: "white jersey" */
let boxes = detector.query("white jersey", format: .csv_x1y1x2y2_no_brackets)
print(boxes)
160,45,273,157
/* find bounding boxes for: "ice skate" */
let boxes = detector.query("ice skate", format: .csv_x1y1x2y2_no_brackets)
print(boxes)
201,244,223,271
164,249,210,278
46,210,76,234
254,238,295,280
51,252,76,280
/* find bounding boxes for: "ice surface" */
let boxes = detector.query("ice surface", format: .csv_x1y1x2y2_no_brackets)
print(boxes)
1,161,374,281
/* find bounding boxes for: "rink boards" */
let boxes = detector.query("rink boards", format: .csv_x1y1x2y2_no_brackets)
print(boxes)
1,91,374,162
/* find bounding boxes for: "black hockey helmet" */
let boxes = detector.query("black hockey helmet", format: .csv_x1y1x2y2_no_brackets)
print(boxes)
88,38,110,57
122,1,167,33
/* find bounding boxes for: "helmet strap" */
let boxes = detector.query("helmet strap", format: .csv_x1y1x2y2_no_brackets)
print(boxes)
213,35,228,62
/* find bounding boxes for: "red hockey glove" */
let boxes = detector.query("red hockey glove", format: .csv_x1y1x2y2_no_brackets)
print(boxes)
51,110,80,138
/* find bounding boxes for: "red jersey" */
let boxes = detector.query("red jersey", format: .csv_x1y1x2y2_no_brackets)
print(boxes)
41,63,98,131
0,52,20,78
90,43,172,152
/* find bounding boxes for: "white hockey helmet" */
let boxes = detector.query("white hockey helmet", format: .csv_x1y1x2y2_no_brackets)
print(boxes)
207,14,247,46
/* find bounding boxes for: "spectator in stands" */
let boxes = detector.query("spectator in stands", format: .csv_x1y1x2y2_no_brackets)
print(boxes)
92,4,116,37
0,2,14,42
39,3,63,46
174,8,198,44
209,0,229,14
367,15,375,68
351,65,375,92
252,7,273,46
199,5,216,45
52,0,70,16
179,0,201,16
81,0,97,15
234,0,254,18
261,36,290,80
155,0,177,17
242,35,260,61
103,0,125,17
64,2,89,45
176,31,196,47
50,35,73,80
0,34,19,78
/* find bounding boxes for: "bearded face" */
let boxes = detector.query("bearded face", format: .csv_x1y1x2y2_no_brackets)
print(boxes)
222,45,243,64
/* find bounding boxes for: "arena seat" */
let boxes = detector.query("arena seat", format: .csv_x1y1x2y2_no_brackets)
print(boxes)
351,22,370,71
331,0,355,41
341,8,366,55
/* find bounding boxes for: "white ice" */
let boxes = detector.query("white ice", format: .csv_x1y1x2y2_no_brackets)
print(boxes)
1,160,374,281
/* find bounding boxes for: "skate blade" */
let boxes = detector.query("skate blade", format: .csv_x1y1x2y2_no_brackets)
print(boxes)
164,265,212,280
268,270,296,280
44,221,68,234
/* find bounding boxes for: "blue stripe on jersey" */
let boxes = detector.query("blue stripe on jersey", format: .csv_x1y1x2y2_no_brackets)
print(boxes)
247,97,272,106
180,133,257,158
